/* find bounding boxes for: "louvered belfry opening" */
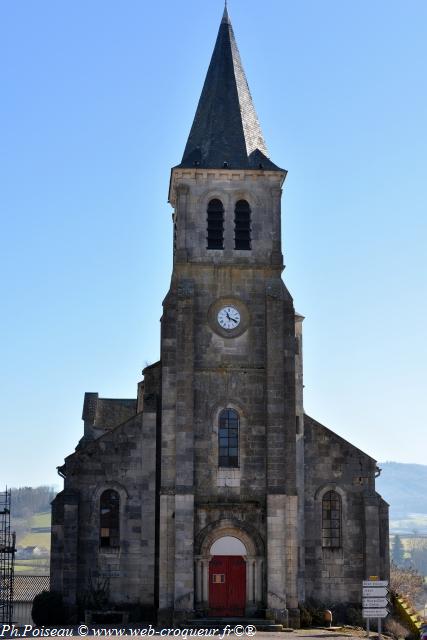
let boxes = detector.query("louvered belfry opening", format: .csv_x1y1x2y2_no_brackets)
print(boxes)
234,199,251,250
207,199,224,249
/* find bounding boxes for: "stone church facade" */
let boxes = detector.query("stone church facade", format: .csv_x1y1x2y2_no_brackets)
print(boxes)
51,8,389,627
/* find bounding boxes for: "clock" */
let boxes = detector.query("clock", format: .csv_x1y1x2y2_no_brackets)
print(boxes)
217,306,241,330
208,298,248,337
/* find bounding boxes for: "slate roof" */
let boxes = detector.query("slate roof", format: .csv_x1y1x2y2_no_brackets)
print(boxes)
178,7,283,172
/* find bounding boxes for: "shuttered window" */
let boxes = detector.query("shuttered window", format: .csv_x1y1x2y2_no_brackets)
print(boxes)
234,200,251,250
207,199,224,250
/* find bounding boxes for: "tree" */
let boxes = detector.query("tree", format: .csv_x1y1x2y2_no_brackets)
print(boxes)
392,534,405,566
389,561,424,607
406,535,427,577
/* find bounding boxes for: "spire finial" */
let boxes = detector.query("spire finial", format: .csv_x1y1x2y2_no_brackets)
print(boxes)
222,0,230,24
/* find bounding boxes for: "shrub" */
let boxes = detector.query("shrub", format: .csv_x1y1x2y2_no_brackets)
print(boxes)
32,591,66,626
345,606,364,627
385,618,411,640
302,599,327,626
299,604,312,627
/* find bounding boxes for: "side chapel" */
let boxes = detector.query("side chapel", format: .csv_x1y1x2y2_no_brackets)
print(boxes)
51,7,389,627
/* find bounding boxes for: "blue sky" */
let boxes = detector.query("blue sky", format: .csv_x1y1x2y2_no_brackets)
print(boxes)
1,0,426,488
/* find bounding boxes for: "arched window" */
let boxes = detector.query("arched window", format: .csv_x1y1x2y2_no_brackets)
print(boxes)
322,490,341,548
100,489,120,548
207,199,224,250
218,409,239,468
234,200,251,250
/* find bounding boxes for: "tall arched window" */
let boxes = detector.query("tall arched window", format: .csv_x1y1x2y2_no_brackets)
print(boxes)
234,200,251,250
218,409,239,468
100,489,120,548
322,490,341,548
207,199,224,250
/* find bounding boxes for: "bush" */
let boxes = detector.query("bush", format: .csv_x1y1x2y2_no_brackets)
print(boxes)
345,606,364,627
299,604,312,628
32,591,66,626
385,618,411,640
300,599,326,626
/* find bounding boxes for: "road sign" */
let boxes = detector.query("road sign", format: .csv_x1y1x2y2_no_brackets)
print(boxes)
363,580,389,587
363,598,389,608
363,587,388,597
363,608,388,618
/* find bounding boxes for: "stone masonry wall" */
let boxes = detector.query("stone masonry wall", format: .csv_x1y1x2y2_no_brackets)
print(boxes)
304,415,388,604
51,365,160,615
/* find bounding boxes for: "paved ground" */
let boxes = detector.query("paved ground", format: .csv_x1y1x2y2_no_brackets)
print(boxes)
1,625,380,639
207,629,374,640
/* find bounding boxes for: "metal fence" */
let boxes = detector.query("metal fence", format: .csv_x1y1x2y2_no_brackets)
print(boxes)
13,575,50,626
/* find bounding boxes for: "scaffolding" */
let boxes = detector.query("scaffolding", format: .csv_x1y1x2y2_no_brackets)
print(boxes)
0,488,16,624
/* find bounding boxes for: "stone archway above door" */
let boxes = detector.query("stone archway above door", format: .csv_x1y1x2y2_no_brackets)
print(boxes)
194,519,264,615
210,536,247,556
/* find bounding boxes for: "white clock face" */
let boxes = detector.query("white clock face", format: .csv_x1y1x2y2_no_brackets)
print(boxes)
217,306,241,330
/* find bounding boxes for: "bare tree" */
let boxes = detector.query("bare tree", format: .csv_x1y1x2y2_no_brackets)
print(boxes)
390,561,424,607
405,534,427,576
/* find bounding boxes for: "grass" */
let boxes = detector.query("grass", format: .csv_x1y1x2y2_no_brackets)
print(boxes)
19,531,50,548
15,559,49,574
17,511,51,549
31,512,51,528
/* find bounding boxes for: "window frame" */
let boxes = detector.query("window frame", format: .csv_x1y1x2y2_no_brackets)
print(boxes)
321,490,342,549
218,408,240,468
207,198,225,250
234,199,251,251
99,489,120,549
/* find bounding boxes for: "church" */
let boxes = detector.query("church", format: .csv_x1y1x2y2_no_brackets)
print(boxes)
51,7,389,628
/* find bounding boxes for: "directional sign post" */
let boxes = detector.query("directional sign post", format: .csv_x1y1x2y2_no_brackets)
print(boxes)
363,587,388,598
362,579,389,639
363,608,388,618
363,598,389,608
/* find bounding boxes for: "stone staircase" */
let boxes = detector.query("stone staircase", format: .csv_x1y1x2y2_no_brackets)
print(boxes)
182,617,290,632
393,593,425,638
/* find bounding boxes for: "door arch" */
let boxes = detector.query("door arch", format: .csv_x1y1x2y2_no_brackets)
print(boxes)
194,521,264,616
209,537,247,616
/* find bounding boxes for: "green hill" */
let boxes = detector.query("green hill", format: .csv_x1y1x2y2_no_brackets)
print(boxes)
377,462,427,533
19,511,51,548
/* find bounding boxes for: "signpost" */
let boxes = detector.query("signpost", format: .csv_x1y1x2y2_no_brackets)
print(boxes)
363,587,388,598
363,598,388,608
363,608,388,618
362,579,389,639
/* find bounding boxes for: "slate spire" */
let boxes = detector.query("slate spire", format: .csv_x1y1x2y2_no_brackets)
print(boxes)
179,8,282,171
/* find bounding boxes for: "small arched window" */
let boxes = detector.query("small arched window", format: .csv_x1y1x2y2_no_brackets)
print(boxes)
218,409,239,468
234,200,251,250
207,199,224,250
100,489,120,548
322,490,341,548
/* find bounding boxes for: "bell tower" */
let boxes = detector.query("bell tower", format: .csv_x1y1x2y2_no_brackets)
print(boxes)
50,5,389,624
158,6,303,626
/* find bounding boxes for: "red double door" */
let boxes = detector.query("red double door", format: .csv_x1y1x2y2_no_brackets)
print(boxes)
209,555,246,617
